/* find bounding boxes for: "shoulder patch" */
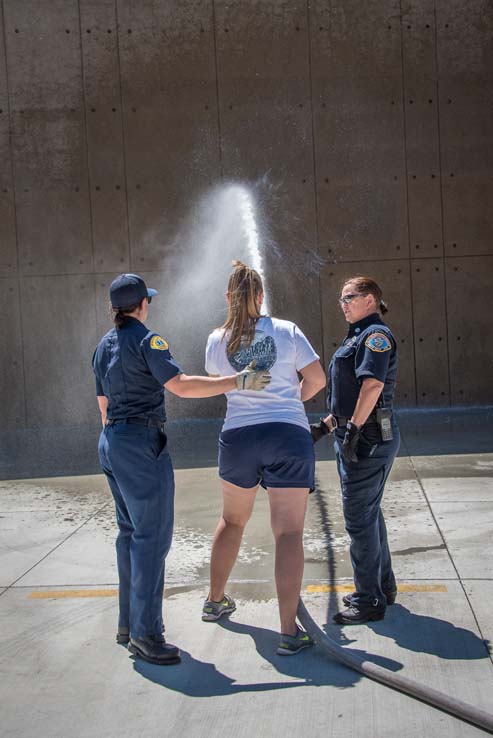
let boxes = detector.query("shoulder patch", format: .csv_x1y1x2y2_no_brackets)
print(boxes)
150,335,169,351
365,332,392,353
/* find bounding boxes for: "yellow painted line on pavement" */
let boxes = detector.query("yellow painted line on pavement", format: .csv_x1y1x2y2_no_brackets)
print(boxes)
27,583,448,600
306,583,448,594
28,589,118,599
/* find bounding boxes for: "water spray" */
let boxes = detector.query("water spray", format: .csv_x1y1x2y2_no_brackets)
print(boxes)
227,184,270,315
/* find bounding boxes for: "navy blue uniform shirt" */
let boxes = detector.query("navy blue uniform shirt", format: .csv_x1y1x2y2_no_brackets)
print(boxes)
92,317,182,421
328,313,398,419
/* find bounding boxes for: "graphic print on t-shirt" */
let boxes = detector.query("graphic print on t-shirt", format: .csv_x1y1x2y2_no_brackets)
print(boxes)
228,332,278,372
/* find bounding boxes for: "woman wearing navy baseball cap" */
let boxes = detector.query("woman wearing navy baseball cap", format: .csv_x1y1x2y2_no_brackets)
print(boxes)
92,273,270,666
109,273,158,310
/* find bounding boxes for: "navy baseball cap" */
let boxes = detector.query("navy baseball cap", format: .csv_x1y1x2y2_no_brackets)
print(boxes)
109,273,158,309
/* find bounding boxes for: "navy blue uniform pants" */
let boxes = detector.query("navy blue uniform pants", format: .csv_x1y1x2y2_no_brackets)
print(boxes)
334,423,400,609
98,424,174,639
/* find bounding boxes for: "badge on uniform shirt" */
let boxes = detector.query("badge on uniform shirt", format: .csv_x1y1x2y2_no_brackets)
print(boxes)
150,335,169,351
365,332,392,352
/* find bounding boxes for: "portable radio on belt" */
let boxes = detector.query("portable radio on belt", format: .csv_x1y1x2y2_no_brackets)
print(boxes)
376,407,393,441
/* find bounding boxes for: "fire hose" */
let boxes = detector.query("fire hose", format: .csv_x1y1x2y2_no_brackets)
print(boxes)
297,598,493,734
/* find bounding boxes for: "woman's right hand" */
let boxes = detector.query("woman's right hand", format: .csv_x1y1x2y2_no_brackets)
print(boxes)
323,414,336,429
310,416,335,442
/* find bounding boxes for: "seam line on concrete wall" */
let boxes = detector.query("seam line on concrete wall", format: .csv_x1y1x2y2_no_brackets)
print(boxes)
1,0,28,427
433,0,452,405
76,0,96,274
305,0,325,370
0,254,486,283
0,254,484,282
114,0,132,270
399,1,418,406
211,0,224,180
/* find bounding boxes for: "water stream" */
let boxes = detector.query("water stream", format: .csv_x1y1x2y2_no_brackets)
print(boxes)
150,182,270,418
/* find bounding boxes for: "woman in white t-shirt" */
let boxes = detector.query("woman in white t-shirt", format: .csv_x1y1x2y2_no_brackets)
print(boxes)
201,261,326,655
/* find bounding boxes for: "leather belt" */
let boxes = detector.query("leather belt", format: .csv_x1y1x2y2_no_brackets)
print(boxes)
106,416,166,433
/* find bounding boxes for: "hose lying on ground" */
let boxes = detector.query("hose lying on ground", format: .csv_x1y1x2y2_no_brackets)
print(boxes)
297,599,493,735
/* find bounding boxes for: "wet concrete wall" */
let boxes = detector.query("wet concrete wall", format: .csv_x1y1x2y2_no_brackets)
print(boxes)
0,0,492,477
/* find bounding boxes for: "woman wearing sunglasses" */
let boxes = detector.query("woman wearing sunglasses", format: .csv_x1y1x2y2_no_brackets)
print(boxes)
312,276,400,625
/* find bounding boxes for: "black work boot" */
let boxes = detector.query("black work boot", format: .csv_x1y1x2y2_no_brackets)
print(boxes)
116,627,130,645
128,635,181,665
342,589,397,607
333,603,386,625
116,627,165,646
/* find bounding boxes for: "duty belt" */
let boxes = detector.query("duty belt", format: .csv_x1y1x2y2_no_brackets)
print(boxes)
106,416,166,433
333,413,378,428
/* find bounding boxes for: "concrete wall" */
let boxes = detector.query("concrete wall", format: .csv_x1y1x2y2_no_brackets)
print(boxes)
0,0,492,477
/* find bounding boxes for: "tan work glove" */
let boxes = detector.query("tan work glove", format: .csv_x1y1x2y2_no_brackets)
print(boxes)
236,360,271,391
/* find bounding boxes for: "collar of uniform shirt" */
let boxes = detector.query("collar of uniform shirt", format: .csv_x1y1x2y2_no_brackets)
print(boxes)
346,312,382,337
119,316,141,327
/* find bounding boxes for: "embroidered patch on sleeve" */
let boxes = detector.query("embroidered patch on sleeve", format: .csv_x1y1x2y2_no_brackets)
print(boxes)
150,335,169,351
365,332,392,352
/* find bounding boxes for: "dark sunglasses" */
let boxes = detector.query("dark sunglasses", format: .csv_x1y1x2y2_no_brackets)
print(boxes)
147,296,152,304
338,293,367,305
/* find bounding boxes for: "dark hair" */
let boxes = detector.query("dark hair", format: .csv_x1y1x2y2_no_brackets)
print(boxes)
221,260,263,355
342,276,388,314
108,300,142,329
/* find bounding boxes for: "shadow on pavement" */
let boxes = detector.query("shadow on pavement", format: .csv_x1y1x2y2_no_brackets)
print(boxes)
219,617,403,680
131,617,403,696
131,645,300,696
370,604,491,660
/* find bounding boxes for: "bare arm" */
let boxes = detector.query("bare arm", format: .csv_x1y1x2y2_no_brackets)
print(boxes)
299,359,326,402
164,373,237,398
97,395,108,427
351,377,384,426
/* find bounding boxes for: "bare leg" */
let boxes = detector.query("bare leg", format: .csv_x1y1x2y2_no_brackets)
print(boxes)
268,488,309,636
208,480,258,602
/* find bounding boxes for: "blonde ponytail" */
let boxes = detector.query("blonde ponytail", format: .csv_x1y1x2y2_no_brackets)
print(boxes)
221,260,263,355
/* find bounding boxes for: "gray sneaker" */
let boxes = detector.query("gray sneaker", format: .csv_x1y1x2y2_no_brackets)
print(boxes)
202,594,236,621
277,626,314,656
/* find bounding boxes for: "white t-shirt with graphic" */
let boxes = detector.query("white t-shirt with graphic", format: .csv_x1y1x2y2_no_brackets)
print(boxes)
205,316,320,432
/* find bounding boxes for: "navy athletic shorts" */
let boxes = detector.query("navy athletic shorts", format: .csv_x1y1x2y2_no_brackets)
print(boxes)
218,422,315,490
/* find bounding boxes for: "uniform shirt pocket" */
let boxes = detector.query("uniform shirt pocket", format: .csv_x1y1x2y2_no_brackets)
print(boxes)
335,344,357,359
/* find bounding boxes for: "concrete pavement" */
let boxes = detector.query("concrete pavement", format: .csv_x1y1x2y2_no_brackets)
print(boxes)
0,409,492,737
